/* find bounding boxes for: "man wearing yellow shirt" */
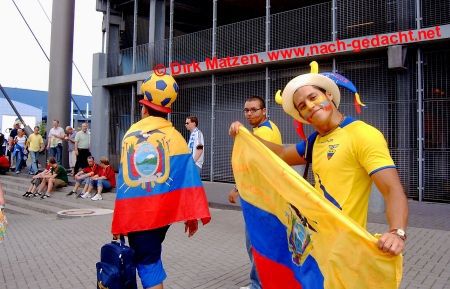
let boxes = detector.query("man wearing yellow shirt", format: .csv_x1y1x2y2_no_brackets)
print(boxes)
229,71,408,256
229,96,282,289
26,126,44,175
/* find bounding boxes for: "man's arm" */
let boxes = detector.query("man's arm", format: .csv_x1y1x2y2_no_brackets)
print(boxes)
229,121,306,166
258,137,306,166
372,168,408,255
193,131,204,162
193,146,203,162
74,133,79,156
56,129,65,140
38,137,44,151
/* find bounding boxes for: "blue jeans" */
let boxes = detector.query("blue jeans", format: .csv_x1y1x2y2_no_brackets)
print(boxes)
50,144,62,165
29,151,39,174
245,228,262,289
15,151,23,172
90,179,112,191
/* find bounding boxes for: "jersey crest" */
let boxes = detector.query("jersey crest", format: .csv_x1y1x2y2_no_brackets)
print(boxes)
327,144,339,160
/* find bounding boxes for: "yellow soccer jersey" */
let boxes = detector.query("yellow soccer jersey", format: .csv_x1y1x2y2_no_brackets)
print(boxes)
253,119,282,145
296,117,395,228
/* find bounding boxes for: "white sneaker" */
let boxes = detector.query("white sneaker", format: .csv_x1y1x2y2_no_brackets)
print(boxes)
81,192,92,199
91,194,103,201
240,287,250,289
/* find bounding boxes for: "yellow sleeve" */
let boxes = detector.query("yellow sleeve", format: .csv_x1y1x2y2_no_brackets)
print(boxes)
354,124,395,175
253,126,275,143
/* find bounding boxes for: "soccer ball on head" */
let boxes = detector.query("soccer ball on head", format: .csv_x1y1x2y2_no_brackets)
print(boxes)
140,73,179,113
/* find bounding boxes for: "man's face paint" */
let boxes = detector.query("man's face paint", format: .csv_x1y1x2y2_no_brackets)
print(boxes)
294,86,333,123
305,100,333,122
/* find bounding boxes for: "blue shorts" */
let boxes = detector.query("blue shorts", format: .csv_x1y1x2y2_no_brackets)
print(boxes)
128,226,170,288
90,179,112,191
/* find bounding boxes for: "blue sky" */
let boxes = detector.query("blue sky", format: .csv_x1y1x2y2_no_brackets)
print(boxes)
0,0,103,96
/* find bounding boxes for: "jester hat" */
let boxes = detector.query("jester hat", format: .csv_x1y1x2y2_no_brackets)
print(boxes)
275,61,365,124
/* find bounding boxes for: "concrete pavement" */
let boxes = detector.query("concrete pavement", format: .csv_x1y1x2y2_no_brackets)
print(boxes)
0,173,449,289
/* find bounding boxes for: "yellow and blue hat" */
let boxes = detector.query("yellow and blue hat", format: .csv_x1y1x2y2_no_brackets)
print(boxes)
140,73,179,113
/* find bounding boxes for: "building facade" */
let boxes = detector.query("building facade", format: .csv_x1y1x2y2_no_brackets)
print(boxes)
92,0,450,202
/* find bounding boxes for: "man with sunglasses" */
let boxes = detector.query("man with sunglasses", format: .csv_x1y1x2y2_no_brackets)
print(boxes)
229,95,282,289
185,116,204,175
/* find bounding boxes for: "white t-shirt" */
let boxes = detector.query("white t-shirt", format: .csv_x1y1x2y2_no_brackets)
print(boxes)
188,128,204,168
48,127,65,147
15,135,27,148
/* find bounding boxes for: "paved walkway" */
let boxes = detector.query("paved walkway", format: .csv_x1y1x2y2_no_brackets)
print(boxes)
0,173,449,289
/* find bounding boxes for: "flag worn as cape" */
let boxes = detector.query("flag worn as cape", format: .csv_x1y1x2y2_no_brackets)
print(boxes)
232,127,402,289
111,116,211,235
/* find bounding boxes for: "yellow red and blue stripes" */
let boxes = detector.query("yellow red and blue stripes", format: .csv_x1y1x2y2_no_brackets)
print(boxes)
232,127,402,289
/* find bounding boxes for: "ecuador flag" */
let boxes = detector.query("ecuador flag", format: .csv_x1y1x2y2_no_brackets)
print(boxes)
112,116,210,234
232,127,402,289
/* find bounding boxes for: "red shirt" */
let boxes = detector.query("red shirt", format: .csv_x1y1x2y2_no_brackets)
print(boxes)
100,165,116,187
83,164,101,175
0,156,10,169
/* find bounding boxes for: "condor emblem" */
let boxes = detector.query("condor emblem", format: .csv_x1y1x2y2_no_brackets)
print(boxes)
327,144,339,160
120,129,171,192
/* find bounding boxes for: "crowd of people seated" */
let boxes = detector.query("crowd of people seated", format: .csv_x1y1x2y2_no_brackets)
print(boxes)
1,120,115,201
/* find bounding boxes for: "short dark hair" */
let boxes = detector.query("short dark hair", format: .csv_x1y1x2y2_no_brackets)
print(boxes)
245,96,265,109
48,157,57,164
186,116,198,126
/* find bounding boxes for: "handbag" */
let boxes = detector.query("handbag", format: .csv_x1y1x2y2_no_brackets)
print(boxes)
96,236,137,289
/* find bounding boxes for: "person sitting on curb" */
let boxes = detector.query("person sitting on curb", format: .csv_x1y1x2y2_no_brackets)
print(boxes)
35,157,68,199
0,155,10,175
66,156,100,197
23,161,52,198
81,156,116,201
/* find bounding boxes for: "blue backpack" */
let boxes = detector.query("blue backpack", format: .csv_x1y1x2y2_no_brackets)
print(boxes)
96,236,137,289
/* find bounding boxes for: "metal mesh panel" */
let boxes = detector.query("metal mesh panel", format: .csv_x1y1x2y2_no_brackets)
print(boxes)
214,71,266,182
337,0,416,39
171,76,213,180
336,56,418,198
423,151,450,202
122,39,170,75
270,2,332,51
153,39,170,67
135,43,150,73
423,48,450,201
216,17,265,58
422,0,450,27
173,29,212,64
107,47,134,76
109,86,133,169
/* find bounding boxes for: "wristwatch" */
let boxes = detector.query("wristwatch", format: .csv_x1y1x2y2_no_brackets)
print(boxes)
390,228,407,241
